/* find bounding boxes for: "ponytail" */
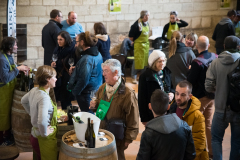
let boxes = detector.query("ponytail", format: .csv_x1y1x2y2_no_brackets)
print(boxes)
168,31,183,58
79,31,98,47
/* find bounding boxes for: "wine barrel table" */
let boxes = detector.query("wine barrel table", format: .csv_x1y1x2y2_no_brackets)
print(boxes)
58,129,118,160
57,122,74,150
0,145,19,160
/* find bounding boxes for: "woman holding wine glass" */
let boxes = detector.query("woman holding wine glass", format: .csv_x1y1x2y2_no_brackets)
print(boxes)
51,31,76,109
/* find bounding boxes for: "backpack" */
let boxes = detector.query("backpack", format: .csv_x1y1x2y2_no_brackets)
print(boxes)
227,61,240,113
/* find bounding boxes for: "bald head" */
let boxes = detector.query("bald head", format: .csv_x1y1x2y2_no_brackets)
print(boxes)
196,36,210,53
68,11,77,25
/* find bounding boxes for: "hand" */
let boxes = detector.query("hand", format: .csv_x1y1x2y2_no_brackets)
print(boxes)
89,100,97,109
176,18,180,21
69,66,75,75
17,65,29,72
47,126,54,136
168,92,174,102
189,65,191,69
125,142,130,148
131,41,134,46
142,122,148,126
51,62,56,68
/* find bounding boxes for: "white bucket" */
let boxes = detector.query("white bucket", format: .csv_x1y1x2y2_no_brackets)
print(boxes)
73,112,101,143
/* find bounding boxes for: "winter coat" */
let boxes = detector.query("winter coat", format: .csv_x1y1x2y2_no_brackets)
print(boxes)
42,20,62,65
95,35,111,62
137,114,196,160
68,46,103,96
212,17,235,49
164,42,196,88
205,50,240,113
138,67,174,122
169,96,208,160
94,79,139,149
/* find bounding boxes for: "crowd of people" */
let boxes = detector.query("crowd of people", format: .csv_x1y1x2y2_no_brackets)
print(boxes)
0,7,239,160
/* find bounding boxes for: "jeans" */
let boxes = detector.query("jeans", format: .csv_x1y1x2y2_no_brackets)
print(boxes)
131,60,146,79
211,109,240,160
216,48,224,55
76,93,94,114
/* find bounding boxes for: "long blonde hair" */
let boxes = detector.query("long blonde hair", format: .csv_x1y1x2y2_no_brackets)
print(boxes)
168,31,183,58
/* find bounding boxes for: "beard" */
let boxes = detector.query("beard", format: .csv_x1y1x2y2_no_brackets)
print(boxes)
176,99,188,107
68,20,76,25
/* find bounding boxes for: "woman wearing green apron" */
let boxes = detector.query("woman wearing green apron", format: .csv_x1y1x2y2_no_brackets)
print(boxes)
129,10,150,84
162,11,188,42
21,65,58,160
0,37,29,146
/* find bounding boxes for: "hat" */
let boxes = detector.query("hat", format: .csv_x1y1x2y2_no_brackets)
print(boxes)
224,36,240,49
148,50,166,67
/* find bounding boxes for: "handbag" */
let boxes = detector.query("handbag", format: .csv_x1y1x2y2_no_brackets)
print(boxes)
106,118,126,140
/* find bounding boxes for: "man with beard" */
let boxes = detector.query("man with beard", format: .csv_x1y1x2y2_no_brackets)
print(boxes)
169,80,208,160
61,11,84,40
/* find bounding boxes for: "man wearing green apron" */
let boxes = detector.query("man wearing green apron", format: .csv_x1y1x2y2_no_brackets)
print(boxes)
162,11,188,42
129,10,150,84
0,37,29,146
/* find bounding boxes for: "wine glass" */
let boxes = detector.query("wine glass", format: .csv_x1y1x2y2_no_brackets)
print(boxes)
52,54,58,62
68,58,74,67
90,90,97,101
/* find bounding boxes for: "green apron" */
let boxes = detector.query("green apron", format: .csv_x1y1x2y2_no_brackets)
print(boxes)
235,22,240,37
134,22,149,70
35,87,58,160
0,54,17,131
96,85,119,120
166,22,179,40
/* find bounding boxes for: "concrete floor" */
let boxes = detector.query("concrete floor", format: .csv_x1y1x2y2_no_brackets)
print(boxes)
16,77,231,160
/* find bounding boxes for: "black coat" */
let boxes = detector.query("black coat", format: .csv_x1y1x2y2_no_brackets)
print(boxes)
42,20,62,65
137,114,196,160
138,67,175,122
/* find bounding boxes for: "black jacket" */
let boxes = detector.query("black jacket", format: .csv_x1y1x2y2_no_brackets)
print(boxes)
187,50,217,99
138,67,174,122
162,20,188,42
137,114,196,160
42,20,62,65
212,17,235,50
129,20,149,41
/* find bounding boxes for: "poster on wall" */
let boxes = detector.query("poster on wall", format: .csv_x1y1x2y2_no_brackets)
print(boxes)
109,0,121,14
220,0,231,8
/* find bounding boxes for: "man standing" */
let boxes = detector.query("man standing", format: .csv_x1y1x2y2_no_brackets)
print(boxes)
129,10,150,84
169,80,208,160
212,10,236,55
233,11,240,38
137,89,196,160
42,9,62,65
205,36,240,160
61,11,84,40
187,36,218,159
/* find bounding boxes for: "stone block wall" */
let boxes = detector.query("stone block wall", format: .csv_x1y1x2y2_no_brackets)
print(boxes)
0,0,237,68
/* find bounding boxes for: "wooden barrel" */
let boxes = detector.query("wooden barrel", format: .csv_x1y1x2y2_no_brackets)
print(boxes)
11,89,32,152
0,145,19,160
58,129,118,160
57,123,74,150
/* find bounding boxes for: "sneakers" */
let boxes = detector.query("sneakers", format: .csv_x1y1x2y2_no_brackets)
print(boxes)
132,78,138,84
0,139,15,147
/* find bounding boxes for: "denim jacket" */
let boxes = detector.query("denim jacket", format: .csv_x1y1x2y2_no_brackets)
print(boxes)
68,46,103,96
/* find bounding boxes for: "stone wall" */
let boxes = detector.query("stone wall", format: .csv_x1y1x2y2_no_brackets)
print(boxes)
0,0,237,68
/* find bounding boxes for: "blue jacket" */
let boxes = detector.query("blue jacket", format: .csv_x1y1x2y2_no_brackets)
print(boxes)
96,35,111,62
68,46,103,96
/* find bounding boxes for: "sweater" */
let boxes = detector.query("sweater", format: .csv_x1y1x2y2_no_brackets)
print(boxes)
21,87,54,138
205,50,240,113
61,20,84,40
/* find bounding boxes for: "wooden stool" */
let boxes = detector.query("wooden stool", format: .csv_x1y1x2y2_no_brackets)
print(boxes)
0,145,19,160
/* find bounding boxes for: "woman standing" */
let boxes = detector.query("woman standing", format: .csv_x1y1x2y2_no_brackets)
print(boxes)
68,31,102,113
138,50,175,126
0,37,29,146
94,22,111,62
51,31,76,109
162,11,188,42
164,31,196,89
185,32,198,56
21,65,58,160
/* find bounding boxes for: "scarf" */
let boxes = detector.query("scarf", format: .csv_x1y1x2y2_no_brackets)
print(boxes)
138,18,148,31
105,77,121,99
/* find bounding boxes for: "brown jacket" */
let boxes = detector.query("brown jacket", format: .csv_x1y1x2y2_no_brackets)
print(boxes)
95,80,139,147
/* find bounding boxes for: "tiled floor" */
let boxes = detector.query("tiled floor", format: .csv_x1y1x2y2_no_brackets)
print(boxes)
16,77,231,160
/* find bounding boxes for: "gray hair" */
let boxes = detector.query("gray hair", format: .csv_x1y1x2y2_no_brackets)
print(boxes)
140,10,149,18
101,59,122,77
170,11,178,16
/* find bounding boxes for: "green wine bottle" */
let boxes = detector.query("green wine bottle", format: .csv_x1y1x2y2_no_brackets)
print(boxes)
85,118,91,143
88,120,95,148
76,116,84,123
69,113,78,122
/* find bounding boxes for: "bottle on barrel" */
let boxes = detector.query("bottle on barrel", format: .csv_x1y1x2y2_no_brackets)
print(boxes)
19,71,25,91
87,120,95,148
69,113,84,123
85,118,91,144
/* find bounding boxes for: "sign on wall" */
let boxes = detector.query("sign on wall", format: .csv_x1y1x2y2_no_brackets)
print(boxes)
109,0,121,14
220,0,231,9
7,0,16,38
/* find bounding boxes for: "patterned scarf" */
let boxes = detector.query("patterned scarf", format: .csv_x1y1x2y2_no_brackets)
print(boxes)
105,77,121,99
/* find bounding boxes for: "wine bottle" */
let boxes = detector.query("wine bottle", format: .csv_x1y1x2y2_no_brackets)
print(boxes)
19,71,25,91
88,120,95,148
69,113,78,122
76,116,84,123
85,118,91,144
29,72,34,90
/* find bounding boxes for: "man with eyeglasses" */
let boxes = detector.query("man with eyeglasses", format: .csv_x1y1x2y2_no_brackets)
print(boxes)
42,9,63,65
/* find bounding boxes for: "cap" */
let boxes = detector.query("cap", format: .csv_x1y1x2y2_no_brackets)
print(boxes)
148,50,166,67
224,36,240,49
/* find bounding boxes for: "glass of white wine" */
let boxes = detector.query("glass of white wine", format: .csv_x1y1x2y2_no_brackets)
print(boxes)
90,90,97,101
68,58,74,67
52,54,58,62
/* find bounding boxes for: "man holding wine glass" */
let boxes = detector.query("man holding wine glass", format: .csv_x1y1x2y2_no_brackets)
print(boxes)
51,31,76,109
